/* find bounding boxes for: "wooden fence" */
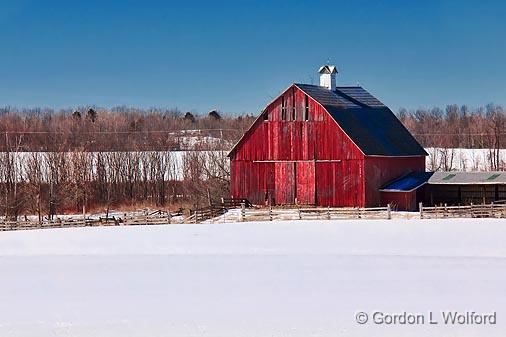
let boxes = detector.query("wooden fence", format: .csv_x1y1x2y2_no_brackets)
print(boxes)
1,201,504,231
420,202,506,219
0,210,182,232
203,204,393,223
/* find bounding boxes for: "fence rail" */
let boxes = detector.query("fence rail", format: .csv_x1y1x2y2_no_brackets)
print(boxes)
1,201,504,231
420,202,506,219
0,210,182,232
211,204,393,223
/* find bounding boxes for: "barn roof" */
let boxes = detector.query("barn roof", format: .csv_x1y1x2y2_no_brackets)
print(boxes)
295,84,427,156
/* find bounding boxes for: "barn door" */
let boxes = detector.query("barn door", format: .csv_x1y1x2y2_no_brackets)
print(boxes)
296,162,315,204
274,162,295,204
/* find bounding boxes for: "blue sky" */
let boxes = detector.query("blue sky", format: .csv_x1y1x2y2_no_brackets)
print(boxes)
0,0,505,114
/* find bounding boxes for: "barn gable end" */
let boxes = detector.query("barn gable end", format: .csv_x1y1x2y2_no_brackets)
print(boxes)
230,84,365,206
229,69,427,207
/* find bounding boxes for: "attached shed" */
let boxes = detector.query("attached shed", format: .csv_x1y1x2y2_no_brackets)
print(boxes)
381,171,506,210
228,66,427,207
380,172,433,211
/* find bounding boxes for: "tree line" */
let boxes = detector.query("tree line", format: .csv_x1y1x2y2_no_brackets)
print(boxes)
0,106,255,151
398,104,505,170
0,103,503,218
0,150,229,220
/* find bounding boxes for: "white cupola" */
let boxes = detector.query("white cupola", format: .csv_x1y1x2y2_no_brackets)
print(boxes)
318,65,338,91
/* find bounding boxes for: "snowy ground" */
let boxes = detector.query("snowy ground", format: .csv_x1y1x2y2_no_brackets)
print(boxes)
425,147,506,171
0,219,505,336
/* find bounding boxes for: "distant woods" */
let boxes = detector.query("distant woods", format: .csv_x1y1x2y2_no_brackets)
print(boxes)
0,103,503,219
0,106,255,151
0,104,502,152
0,106,255,218
398,104,505,149
398,104,505,170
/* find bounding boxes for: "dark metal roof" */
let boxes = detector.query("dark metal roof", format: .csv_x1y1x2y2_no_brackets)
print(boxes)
296,84,427,156
295,84,359,108
380,172,434,192
336,87,385,107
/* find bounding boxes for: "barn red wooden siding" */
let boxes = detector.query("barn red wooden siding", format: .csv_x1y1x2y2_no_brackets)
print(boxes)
380,191,416,211
230,85,364,206
365,157,425,206
229,84,425,207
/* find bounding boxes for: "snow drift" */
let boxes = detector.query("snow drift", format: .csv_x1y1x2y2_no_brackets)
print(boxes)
0,219,505,336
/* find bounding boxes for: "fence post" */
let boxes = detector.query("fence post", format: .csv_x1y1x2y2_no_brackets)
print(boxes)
419,202,423,219
194,210,198,224
241,202,245,222
327,206,331,220
387,204,391,220
167,211,172,224
470,202,473,218
269,205,273,221
297,204,302,220
444,203,448,218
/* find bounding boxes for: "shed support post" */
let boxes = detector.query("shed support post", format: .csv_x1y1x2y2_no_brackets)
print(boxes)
387,204,391,220
241,203,245,222
419,202,423,219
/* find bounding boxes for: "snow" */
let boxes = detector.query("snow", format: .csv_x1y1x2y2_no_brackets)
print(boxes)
1,150,227,181
2,147,505,184
0,219,505,336
425,147,506,171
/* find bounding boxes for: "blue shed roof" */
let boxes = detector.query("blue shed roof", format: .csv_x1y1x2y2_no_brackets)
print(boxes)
380,172,434,192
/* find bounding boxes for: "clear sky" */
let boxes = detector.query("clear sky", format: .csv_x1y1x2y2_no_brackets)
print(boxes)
1,0,505,115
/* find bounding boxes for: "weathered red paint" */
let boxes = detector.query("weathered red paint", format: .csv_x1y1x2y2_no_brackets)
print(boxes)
229,84,425,207
380,191,416,211
365,156,425,206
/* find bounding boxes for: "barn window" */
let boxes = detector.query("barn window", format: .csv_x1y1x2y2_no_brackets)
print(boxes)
263,111,268,121
292,88,296,120
281,96,286,120
304,95,309,121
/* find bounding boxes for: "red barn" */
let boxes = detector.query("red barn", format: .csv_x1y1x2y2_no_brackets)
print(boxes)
228,66,427,208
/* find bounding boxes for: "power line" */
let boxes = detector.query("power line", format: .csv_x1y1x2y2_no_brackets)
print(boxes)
0,129,239,135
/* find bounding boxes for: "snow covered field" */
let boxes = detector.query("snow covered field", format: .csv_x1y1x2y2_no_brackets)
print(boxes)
1,147,504,184
0,219,505,336
425,147,506,171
